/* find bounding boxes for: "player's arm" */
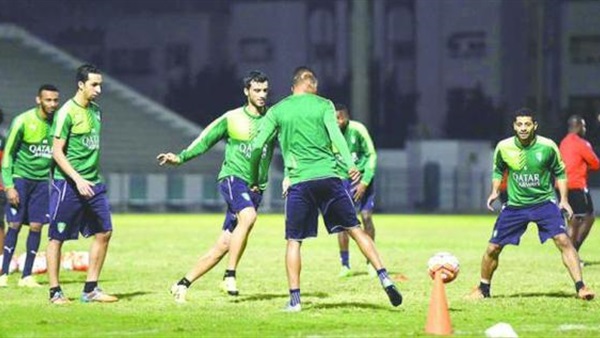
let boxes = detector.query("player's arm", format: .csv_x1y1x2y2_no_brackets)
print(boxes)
487,145,507,210
249,109,278,185
550,143,572,218
323,103,359,182
356,123,377,186
1,117,24,205
580,140,600,171
157,114,228,166
52,109,95,198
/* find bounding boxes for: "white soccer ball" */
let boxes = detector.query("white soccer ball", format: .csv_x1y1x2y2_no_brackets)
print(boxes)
72,251,89,272
0,254,18,274
427,252,460,283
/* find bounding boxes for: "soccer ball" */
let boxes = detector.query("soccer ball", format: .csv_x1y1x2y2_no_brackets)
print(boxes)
72,251,90,272
0,255,18,274
61,251,74,270
427,252,460,283
16,252,47,274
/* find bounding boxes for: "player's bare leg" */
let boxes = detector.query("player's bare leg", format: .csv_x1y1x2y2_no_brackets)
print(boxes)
285,239,302,311
467,243,503,300
81,231,117,303
568,216,586,250
47,239,69,304
347,226,402,306
552,234,594,300
574,214,595,252
360,211,377,277
222,206,257,296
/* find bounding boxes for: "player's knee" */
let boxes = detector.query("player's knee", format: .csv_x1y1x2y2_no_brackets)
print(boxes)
238,208,257,227
29,223,42,232
360,212,373,223
96,231,112,243
9,223,22,231
485,243,502,258
553,234,572,249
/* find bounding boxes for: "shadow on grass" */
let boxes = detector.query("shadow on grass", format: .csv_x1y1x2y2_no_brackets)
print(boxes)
582,261,600,267
239,291,329,302
114,291,151,300
309,302,393,311
496,291,573,299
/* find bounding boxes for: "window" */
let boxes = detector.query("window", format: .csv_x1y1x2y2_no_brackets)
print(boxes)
447,31,487,59
570,36,600,64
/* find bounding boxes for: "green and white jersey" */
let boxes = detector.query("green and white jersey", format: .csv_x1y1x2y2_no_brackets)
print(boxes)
252,93,354,185
492,135,566,207
1,108,53,187
177,106,275,190
52,99,103,183
336,120,377,185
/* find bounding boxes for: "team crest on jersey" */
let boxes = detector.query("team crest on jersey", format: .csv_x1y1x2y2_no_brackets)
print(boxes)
535,152,542,162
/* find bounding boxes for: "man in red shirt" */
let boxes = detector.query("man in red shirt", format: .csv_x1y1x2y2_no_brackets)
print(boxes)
559,115,600,257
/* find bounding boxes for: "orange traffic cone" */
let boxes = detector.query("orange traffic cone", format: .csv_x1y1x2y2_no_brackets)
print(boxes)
425,270,453,335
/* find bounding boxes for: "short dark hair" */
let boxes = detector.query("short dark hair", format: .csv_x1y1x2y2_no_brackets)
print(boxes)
76,64,101,83
567,114,584,126
292,66,318,85
512,107,536,122
38,84,59,96
334,103,350,117
243,70,269,89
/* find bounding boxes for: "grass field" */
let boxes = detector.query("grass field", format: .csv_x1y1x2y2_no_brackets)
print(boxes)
1,213,599,337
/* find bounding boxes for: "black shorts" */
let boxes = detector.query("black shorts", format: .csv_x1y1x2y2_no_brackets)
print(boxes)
568,189,594,216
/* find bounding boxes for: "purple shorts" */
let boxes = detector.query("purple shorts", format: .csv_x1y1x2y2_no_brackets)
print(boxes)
218,176,262,232
490,201,566,246
285,177,360,240
344,179,376,212
49,180,113,241
6,178,49,225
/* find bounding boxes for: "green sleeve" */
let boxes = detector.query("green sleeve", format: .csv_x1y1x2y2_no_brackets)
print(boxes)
491,145,506,181
1,117,24,188
177,114,227,163
250,109,278,185
52,108,72,140
549,143,566,179
324,103,353,172
356,124,377,185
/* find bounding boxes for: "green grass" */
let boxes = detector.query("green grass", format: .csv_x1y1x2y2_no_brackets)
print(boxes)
1,214,599,337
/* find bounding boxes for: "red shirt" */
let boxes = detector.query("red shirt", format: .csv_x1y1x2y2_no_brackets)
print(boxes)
559,132,600,189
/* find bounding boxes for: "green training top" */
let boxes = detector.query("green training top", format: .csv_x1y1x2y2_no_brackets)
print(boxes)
52,99,103,183
177,106,275,190
492,135,566,207
251,93,354,185
1,108,53,187
337,120,377,185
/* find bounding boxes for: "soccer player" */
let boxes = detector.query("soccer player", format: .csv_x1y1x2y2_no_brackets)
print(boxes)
0,84,59,288
469,108,594,300
250,67,402,312
334,103,379,278
559,115,600,256
157,70,275,303
47,64,117,304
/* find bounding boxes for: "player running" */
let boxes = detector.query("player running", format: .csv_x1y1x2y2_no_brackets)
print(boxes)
0,84,59,288
158,70,275,303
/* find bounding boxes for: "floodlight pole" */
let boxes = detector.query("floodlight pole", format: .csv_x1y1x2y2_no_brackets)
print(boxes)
351,0,372,127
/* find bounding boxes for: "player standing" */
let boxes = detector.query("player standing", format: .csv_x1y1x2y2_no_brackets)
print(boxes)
250,67,402,311
468,108,594,300
333,103,379,278
47,64,117,304
158,70,275,303
559,115,600,258
0,84,59,288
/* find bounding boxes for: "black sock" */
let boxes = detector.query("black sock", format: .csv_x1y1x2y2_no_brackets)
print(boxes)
177,277,192,288
49,286,62,298
575,281,585,293
84,281,98,293
479,282,491,297
224,270,236,278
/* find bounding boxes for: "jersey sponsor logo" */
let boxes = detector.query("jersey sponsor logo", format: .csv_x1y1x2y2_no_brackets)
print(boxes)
82,135,100,150
239,143,269,159
28,144,52,158
512,172,541,188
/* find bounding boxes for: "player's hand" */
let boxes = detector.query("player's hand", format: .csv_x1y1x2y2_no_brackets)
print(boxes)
250,185,260,193
6,187,19,207
353,182,367,202
486,190,499,211
281,177,290,198
156,153,181,166
559,201,573,220
74,177,95,198
348,168,361,185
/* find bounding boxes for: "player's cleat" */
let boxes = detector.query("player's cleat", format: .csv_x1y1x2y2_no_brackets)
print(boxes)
366,263,377,278
18,275,42,288
283,302,302,312
0,274,8,287
80,287,118,303
381,278,402,306
465,286,489,300
338,265,352,278
50,291,70,305
221,276,239,296
577,286,595,301
170,284,188,304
